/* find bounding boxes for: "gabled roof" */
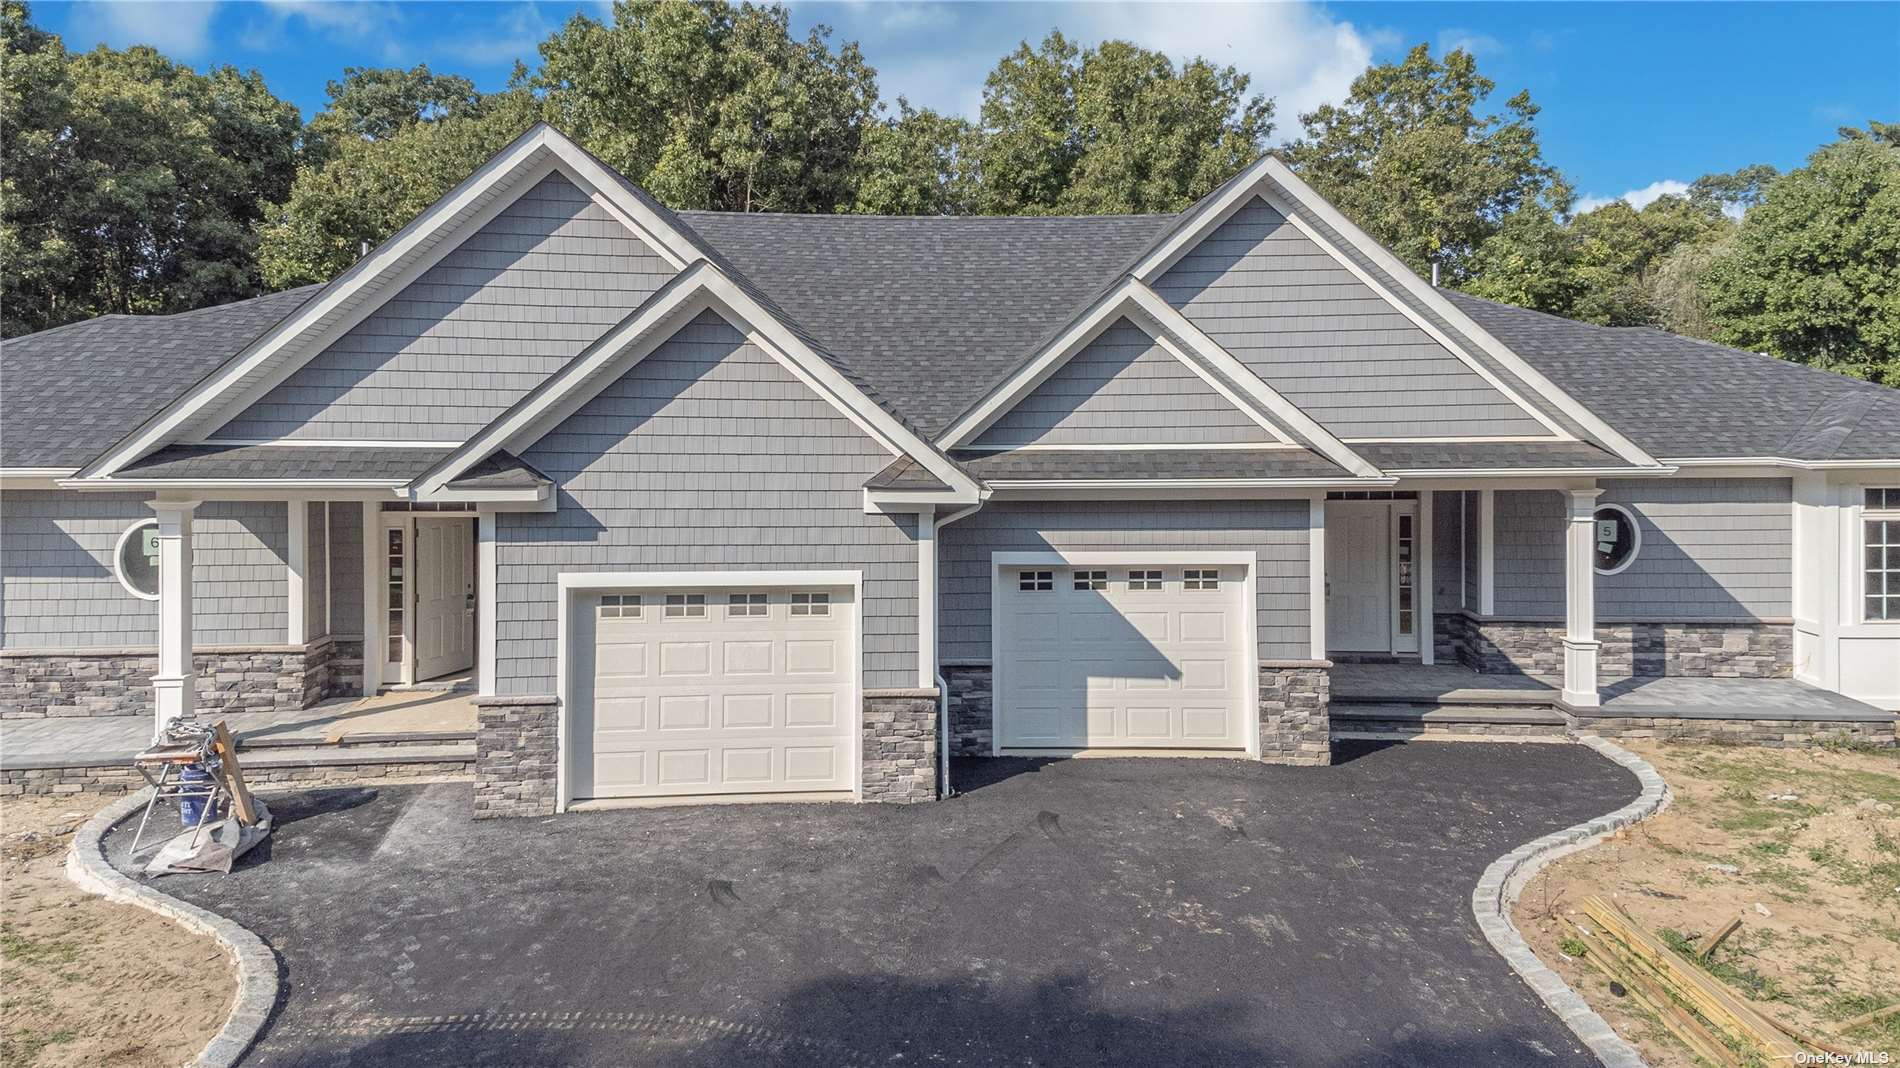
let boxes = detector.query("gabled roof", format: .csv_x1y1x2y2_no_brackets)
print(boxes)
1443,291,1900,464
75,124,716,480
8,127,1894,484
413,260,984,503
676,210,1172,434
0,286,318,470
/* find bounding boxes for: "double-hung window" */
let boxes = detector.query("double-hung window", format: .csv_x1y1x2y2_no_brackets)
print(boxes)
1866,489,1900,621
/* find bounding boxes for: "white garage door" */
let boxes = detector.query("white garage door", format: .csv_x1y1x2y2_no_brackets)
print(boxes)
996,564,1249,750
572,586,855,799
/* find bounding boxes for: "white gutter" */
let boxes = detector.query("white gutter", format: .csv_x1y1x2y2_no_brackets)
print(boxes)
981,477,1399,490
931,495,988,799
1663,457,1900,470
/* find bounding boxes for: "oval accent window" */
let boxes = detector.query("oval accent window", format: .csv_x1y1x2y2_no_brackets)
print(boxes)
1592,504,1641,575
115,519,162,600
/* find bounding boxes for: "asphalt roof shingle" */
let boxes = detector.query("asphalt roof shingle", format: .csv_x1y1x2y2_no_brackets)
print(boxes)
1442,290,1900,462
677,211,1174,435
114,443,450,481
1,288,322,470
953,448,1347,482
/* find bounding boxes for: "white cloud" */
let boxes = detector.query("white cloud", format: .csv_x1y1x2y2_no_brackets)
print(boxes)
1061,2,1377,138
1437,28,1505,57
436,3,557,66
1574,178,1692,214
240,0,408,61
802,1,1380,141
64,0,221,58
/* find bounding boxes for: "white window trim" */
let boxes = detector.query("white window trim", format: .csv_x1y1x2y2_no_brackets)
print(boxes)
113,519,163,601
553,570,864,812
1861,487,1900,623
988,550,1259,760
1592,502,1644,577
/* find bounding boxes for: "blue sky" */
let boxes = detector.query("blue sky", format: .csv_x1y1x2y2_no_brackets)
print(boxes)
37,1,1900,210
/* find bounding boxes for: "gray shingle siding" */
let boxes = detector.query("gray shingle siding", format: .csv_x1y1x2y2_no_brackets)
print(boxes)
306,502,328,639
1154,197,1550,440
1462,491,1480,608
1490,479,1792,620
1,491,288,648
972,317,1272,448
492,310,918,694
328,503,364,639
212,173,676,443
939,499,1310,663
1432,491,1465,613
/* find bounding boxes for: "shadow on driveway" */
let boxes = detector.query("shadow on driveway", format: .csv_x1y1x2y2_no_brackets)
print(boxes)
107,740,1638,1067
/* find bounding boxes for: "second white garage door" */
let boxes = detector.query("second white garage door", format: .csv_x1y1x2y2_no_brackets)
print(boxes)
995,563,1251,751
571,585,856,800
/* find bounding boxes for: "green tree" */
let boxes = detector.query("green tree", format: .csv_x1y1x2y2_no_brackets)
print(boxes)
0,1,302,336
1701,125,1900,384
1286,44,1565,283
256,91,543,287
528,0,878,212
852,101,978,215
323,64,483,140
974,31,1272,215
299,64,486,168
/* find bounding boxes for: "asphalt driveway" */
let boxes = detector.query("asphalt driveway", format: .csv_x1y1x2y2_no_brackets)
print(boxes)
107,741,1638,1067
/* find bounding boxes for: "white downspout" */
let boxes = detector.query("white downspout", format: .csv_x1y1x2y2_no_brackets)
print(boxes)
931,495,988,799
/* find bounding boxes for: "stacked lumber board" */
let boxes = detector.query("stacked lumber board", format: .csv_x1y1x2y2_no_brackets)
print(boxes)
1569,896,1853,1066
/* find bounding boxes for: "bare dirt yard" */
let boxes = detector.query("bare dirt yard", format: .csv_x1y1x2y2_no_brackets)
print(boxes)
1516,741,1900,1066
1,795,232,1068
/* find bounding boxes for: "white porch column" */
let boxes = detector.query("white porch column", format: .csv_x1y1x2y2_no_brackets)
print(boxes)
1308,495,1327,660
1561,486,1604,707
286,500,307,645
149,499,200,740
1418,491,1435,665
916,508,938,687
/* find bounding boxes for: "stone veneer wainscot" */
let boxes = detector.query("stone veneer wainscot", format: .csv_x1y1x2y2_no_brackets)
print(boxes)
1,637,362,720
861,688,939,803
1437,612,1792,679
472,695,559,819
1258,662,1331,766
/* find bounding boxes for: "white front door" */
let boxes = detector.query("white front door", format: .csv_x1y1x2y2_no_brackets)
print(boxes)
413,518,475,681
573,586,856,800
995,563,1249,751
1327,501,1391,652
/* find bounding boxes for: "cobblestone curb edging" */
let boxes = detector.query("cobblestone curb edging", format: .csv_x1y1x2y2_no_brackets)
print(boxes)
1471,735,1673,1068
65,790,280,1068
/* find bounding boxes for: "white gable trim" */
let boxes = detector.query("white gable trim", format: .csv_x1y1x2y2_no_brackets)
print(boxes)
938,281,1378,478
1131,155,1663,468
78,125,708,481
1127,285,1383,478
959,304,1298,451
1256,160,1661,467
414,263,981,501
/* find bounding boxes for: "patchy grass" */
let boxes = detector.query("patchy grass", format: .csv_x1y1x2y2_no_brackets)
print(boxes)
1515,741,1900,1068
1,795,233,1067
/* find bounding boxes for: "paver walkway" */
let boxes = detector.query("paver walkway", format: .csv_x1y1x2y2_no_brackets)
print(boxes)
1,688,475,768
1333,662,1893,719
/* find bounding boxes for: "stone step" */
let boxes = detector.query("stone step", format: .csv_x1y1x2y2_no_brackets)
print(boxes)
1331,704,1569,727
236,729,476,750
234,743,475,769
1331,690,1559,709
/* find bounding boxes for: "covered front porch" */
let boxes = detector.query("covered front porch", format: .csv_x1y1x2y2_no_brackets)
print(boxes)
132,494,486,741
1328,661,1899,744
1,684,477,794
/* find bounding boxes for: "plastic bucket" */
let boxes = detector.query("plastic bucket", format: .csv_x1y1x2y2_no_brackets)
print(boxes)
178,764,213,825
